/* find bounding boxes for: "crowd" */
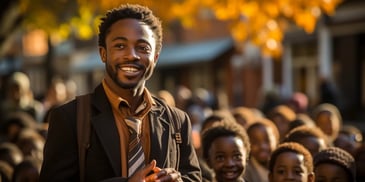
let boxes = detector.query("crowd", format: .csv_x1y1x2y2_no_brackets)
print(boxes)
159,84,364,182
0,71,363,182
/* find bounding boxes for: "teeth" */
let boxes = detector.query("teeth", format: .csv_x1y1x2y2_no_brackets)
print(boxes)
121,67,138,72
224,171,236,178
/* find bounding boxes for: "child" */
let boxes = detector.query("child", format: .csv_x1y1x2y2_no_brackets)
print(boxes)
283,125,329,156
245,118,279,182
334,124,363,156
268,142,314,182
312,103,342,143
267,105,296,142
314,147,356,182
201,121,250,182
231,106,257,129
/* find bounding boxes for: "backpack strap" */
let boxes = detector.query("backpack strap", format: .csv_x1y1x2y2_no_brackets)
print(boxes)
76,94,91,182
164,104,182,170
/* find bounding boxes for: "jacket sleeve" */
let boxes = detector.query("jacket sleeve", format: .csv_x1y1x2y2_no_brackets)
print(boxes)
39,101,79,182
174,108,202,181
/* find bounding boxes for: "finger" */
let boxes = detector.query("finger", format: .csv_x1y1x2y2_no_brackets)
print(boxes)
155,169,167,179
153,166,161,173
157,171,181,182
144,160,160,182
145,174,157,182
142,160,157,176
155,168,176,179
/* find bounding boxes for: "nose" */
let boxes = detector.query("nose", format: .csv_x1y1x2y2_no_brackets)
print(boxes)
259,142,270,150
285,171,295,180
224,158,235,167
124,48,140,60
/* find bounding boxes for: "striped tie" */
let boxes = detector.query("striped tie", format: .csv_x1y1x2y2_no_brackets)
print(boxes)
125,117,145,177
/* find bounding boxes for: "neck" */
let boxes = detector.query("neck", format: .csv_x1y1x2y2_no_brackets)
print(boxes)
104,77,145,110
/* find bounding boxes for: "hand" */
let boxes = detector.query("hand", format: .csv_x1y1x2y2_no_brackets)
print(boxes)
128,160,158,182
148,168,182,182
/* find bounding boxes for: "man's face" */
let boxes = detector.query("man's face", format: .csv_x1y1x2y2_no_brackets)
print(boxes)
100,18,158,90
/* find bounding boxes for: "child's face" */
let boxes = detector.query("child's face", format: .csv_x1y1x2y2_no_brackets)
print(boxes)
315,163,350,182
272,114,290,140
207,136,247,182
269,152,313,182
249,125,277,166
316,111,340,140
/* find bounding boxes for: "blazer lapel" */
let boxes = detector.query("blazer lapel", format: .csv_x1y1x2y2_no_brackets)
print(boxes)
149,105,171,166
90,85,121,176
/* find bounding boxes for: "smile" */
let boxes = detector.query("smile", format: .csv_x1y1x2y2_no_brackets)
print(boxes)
120,66,139,72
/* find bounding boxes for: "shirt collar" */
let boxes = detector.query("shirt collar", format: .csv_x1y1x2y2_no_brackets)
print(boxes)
102,79,155,117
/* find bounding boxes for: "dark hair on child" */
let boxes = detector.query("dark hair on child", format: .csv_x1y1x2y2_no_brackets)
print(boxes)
247,118,280,143
201,109,236,133
283,125,329,146
98,4,163,53
201,121,250,161
269,142,313,173
314,147,356,182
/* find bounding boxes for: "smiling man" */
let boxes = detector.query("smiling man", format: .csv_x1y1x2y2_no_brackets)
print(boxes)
40,4,201,182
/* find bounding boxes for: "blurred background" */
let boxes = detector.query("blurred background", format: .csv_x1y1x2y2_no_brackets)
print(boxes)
0,0,364,124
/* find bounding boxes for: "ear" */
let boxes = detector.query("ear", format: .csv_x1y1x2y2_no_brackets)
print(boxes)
99,46,107,63
308,172,315,182
153,53,159,64
268,172,273,182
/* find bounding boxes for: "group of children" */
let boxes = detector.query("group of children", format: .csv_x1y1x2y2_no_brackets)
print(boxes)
197,103,359,182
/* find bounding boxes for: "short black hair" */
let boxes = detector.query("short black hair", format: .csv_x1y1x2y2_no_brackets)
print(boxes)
201,121,250,161
98,4,163,53
247,118,280,143
283,125,329,145
269,142,313,173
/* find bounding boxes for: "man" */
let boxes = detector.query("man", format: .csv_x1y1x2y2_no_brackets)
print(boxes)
40,4,201,182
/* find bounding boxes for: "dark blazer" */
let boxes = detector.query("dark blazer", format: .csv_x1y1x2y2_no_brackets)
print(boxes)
39,84,201,182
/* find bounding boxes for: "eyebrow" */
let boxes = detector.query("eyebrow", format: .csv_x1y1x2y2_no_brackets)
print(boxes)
111,36,152,46
112,36,127,42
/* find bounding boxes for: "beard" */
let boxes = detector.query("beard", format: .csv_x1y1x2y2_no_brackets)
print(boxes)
105,62,139,89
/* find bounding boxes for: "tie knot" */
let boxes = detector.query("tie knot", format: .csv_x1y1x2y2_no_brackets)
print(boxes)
125,117,142,134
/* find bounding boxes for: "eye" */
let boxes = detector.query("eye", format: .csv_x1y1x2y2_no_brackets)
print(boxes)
136,44,151,53
233,153,243,160
114,43,125,49
215,154,224,162
275,169,285,175
294,168,304,175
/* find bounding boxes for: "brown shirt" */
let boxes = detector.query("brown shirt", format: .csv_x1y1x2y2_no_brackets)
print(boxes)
102,80,153,177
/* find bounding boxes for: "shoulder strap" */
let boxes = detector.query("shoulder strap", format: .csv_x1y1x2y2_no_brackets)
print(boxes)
153,96,182,143
76,94,91,182
167,107,182,144
165,105,182,170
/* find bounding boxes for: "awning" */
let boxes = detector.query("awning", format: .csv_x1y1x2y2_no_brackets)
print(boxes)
71,37,233,72
158,37,233,67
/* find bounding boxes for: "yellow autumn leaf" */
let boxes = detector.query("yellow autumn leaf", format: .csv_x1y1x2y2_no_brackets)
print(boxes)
231,21,248,42
262,2,279,17
295,11,317,33
239,1,259,19
77,23,93,40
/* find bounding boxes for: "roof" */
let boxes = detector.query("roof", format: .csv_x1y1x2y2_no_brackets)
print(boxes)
158,37,233,67
71,37,233,72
